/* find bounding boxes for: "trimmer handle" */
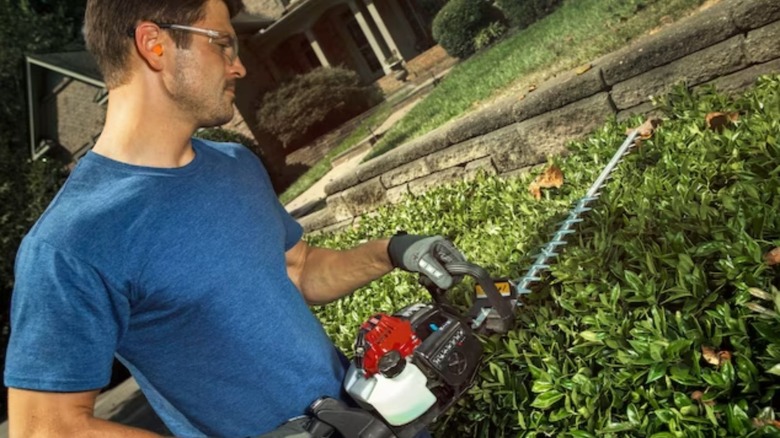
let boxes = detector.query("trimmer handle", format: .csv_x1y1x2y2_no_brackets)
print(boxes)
418,261,515,334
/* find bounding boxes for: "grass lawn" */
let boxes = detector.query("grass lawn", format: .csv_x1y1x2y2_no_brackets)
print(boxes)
364,0,711,161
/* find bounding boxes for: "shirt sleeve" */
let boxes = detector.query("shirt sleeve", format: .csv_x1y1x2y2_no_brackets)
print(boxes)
4,238,130,392
243,146,304,251
278,203,304,251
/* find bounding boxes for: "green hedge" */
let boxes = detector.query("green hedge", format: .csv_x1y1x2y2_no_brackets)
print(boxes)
432,0,501,59
310,76,780,437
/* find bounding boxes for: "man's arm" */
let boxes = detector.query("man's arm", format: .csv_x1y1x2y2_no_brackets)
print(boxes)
8,388,164,438
285,239,393,305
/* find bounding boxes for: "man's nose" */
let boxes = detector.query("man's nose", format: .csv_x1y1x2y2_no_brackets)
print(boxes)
231,56,247,79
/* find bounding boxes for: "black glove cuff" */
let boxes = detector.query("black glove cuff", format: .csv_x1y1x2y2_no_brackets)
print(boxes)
387,231,412,269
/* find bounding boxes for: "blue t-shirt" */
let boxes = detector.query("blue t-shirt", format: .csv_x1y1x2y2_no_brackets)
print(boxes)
5,139,347,437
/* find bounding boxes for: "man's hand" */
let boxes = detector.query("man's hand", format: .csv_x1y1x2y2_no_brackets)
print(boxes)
387,234,466,289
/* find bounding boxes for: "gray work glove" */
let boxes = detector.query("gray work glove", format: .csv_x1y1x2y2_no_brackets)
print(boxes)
387,233,466,289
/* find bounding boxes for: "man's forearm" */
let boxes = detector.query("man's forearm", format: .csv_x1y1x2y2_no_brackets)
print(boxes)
9,388,166,438
298,239,393,305
11,416,164,438
77,417,165,438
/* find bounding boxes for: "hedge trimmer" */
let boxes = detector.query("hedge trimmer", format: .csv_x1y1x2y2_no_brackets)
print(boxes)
267,129,642,438
472,128,642,331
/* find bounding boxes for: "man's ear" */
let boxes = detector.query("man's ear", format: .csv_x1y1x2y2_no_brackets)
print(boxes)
134,22,165,71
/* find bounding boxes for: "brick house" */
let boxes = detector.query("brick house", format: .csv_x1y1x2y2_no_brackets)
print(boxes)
239,0,437,91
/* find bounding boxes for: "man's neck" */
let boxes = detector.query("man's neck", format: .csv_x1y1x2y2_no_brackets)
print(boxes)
92,85,197,168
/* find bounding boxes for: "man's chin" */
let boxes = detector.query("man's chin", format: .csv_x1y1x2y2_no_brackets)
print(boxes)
199,111,235,129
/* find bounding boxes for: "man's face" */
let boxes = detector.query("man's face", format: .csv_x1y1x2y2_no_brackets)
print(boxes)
167,0,246,128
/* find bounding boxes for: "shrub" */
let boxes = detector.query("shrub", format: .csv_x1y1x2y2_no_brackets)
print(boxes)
495,0,563,29
432,0,499,59
309,76,780,436
256,67,383,150
473,21,508,51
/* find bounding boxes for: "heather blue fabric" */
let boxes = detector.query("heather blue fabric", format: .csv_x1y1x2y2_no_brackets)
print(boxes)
5,139,347,437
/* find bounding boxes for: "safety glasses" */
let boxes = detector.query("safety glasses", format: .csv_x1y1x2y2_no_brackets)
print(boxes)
157,23,239,65
128,23,239,65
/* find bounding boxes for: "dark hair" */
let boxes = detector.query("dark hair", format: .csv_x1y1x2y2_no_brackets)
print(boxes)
85,0,244,88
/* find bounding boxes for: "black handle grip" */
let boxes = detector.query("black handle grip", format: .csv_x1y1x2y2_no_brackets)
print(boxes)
435,262,515,333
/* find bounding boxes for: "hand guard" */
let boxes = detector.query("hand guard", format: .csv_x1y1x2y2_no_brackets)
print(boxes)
387,233,466,289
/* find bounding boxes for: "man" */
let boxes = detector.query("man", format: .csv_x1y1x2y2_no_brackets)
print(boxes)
4,0,464,436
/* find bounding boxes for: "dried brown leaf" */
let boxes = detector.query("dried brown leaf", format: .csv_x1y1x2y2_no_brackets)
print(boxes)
529,182,542,200
691,391,716,406
575,64,592,75
536,165,564,189
705,112,739,132
528,166,564,200
702,346,720,367
765,247,780,266
627,117,662,140
528,84,537,92
752,418,780,428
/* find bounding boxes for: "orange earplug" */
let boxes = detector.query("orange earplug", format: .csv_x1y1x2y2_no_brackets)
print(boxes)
152,44,164,56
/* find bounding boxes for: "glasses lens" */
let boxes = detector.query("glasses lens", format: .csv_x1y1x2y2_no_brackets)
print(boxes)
214,34,238,64
158,24,238,64
228,35,239,64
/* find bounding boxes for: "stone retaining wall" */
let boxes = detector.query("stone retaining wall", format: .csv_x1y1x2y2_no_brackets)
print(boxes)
299,0,780,234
